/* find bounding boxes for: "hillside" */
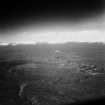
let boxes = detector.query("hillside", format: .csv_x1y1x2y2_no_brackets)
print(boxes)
0,42,105,105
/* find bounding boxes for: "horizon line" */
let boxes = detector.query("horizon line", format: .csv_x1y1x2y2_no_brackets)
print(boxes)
0,41,105,46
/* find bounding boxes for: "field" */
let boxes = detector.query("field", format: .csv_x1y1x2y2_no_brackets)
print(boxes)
0,42,105,105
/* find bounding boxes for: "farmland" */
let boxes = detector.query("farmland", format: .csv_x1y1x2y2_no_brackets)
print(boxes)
0,42,105,105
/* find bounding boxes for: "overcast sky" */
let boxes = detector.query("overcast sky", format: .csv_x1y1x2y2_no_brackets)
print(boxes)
0,0,105,43
1,15,105,44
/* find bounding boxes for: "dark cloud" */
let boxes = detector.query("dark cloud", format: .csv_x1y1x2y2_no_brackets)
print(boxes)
0,0,105,34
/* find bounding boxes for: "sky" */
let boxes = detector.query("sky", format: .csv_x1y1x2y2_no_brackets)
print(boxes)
0,0,105,44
